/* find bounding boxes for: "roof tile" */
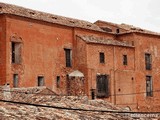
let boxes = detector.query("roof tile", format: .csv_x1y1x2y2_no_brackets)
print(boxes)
0,2,104,32
77,34,134,47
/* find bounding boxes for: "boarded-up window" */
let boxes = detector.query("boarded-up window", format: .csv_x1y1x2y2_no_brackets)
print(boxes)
12,42,22,64
146,76,153,97
123,55,127,65
100,52,105,63
64,49,72,67
96,75,109,98
13,74,18,87
38,76,44,86
145,53,152,70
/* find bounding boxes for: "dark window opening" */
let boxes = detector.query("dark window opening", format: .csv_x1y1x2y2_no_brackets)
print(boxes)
100,52,105,63
69,20,75,23
87,24,91,27
51,16,57,20
145,53,152,70
131,41,134,46
116,29,120,33
13,74,18,88
11,42,22,64
91,90,95,100
118,88,121,92
56,76,60,88
96,75,109,98
123,55,128,65
64,49,72,67
146,76,153,97
38,76,44,86
29,11,35,15
101,27,112,32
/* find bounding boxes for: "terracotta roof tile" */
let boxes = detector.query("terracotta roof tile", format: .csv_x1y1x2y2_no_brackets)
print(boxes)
0,2,104,32
77,35,134,47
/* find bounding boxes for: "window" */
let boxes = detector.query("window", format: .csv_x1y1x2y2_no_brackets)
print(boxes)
11,42,22,64
38,76,44,86
13,74,18,87
56,76,60,88
145,53,152,70
146,76,153,97
64,49,72,67
123,55,127,65
116,28,120,33
96,75,109,98
100,52,105,63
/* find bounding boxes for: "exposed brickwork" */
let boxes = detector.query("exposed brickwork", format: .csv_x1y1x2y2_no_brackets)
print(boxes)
67,77,85,96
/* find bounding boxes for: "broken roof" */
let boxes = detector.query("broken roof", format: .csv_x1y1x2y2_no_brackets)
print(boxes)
0,2,104,32
95,20,160,36
77,35,134,47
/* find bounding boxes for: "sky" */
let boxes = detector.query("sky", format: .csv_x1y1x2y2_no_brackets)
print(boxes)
0,0,160,32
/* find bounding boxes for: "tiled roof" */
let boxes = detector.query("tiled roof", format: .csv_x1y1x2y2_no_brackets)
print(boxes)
119,23,160,36
77,35,134,47
0,2,104,32
95,20,160,36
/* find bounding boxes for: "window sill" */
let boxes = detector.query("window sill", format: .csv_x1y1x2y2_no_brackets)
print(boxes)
12,63,22,65
146,96,153,98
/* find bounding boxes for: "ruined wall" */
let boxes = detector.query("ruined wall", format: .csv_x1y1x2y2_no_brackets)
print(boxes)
67,77,85,96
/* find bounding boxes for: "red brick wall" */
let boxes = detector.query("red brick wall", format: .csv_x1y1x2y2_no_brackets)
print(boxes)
0,15,6,85
2,14,160,112
134,34,160,111
5,15,74,95
85,43,135,106
117,33,160,111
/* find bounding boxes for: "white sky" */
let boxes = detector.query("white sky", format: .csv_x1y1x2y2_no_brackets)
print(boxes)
0,0,160,32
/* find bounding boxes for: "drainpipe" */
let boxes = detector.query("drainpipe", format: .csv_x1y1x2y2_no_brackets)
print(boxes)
113,46,116,105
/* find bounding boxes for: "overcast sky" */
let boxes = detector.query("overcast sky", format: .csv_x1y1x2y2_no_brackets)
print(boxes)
0,0,160,32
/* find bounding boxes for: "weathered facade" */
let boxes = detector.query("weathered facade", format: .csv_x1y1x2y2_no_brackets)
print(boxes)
0,3,160,112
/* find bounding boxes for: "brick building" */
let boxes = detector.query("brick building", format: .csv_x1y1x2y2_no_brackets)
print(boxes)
0,2,160,111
